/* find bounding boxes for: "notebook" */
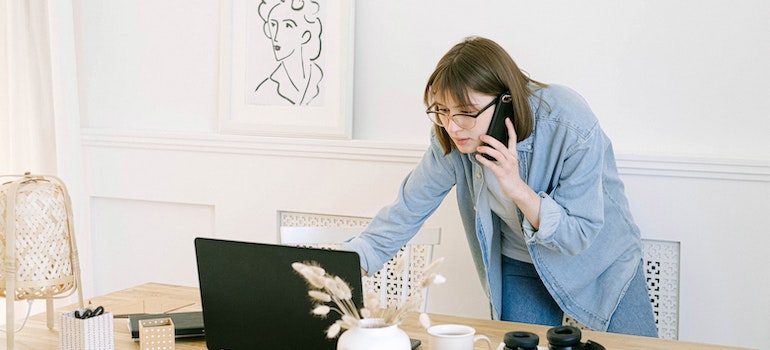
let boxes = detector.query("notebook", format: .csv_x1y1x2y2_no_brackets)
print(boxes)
194,237,365,350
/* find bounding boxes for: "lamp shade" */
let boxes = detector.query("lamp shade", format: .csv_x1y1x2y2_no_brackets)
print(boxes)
1,173,80,298
1,173,83,349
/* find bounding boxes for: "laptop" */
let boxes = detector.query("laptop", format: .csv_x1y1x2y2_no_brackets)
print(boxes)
194,237,365,350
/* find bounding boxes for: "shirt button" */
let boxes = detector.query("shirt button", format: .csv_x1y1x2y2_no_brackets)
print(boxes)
476,173,481,178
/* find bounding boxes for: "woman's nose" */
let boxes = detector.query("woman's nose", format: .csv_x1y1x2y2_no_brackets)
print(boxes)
446,118,463,132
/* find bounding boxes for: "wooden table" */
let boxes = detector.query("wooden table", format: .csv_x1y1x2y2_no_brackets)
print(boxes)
1,282,752,349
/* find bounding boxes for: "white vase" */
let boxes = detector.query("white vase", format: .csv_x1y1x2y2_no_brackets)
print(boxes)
336,318,411,350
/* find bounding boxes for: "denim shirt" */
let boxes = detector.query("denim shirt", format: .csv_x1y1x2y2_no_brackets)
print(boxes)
344,84,642,331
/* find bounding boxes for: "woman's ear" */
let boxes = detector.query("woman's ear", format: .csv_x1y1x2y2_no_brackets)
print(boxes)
301,30,312,44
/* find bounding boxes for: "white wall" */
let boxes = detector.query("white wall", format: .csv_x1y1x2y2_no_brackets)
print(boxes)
75,1,770,161
354,1,770,161
54,1,770,349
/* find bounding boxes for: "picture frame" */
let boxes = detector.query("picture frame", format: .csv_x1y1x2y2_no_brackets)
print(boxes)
218,0,355,139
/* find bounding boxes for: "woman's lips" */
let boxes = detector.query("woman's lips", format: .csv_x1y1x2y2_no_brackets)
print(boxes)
453,137,470,146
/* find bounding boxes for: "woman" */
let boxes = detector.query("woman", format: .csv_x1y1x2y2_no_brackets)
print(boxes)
343,36,658,337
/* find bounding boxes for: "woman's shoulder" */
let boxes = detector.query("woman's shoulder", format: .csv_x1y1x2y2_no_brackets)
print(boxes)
535,84,593,114
531,84,599,136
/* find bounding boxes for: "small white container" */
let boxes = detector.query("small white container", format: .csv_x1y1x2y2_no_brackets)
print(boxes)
139,317,175,350
59,311,115,350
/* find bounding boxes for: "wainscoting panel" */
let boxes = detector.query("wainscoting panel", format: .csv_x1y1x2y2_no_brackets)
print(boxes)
81,129,769,349
90,197,214,296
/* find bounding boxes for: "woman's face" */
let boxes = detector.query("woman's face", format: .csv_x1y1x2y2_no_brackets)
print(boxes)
433,90,497,154
266,4,308,61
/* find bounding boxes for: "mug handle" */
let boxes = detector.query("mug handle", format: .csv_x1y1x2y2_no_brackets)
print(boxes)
474,334,493,350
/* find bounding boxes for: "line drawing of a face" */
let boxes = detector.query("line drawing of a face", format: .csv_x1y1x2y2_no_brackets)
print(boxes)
265,3,307,61
254,0,324,106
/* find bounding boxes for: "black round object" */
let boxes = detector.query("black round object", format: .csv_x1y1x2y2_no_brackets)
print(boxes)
546,326,582,349
583,340,606,350
503,331,539,349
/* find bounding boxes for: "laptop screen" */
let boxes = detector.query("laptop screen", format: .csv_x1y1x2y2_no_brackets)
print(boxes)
194,237,364,350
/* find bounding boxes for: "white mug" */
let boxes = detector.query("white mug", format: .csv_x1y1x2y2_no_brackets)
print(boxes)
428,324,493,350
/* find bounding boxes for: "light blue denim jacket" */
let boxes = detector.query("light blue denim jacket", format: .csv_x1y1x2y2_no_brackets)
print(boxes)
344,84,642,331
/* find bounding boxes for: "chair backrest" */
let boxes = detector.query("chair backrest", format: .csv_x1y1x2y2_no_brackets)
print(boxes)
277,211,441,313
563,238,680,339
640,238,680,340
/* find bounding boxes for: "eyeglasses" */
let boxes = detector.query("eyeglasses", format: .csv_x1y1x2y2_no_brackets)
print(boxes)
425,95,499,129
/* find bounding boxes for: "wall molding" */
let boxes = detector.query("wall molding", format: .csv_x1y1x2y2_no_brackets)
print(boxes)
615,155,770,182
82,128,770,182
82,128,425,164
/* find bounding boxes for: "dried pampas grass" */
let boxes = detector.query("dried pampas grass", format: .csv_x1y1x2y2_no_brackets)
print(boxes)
292,257,446,338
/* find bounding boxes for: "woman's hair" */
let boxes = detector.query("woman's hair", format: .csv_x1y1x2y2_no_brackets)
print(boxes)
423,36,546,154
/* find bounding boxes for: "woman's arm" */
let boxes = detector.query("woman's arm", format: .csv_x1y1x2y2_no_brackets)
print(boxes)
344,133,457,275
477,115,607,256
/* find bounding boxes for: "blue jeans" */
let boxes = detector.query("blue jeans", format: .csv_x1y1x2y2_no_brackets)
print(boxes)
501,256,658,337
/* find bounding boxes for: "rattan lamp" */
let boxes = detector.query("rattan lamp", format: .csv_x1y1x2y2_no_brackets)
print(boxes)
1,173,84,349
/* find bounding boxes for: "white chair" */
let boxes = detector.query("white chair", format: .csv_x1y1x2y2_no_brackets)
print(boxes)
279,223,441,313
563,238,680,339
639,238,680,339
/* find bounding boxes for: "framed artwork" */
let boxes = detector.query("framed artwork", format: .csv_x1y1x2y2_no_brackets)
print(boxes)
218,0,355,138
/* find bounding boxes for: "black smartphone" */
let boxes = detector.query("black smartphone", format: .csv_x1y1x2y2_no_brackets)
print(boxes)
482,92,514,160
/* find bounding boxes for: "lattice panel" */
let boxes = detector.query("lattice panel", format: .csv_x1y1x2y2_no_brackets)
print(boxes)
642,239,680,339
563,239,680,339
279,211,434,312
280,211,372,229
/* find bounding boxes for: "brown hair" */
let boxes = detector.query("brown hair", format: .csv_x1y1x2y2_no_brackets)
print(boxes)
423,36,546,154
